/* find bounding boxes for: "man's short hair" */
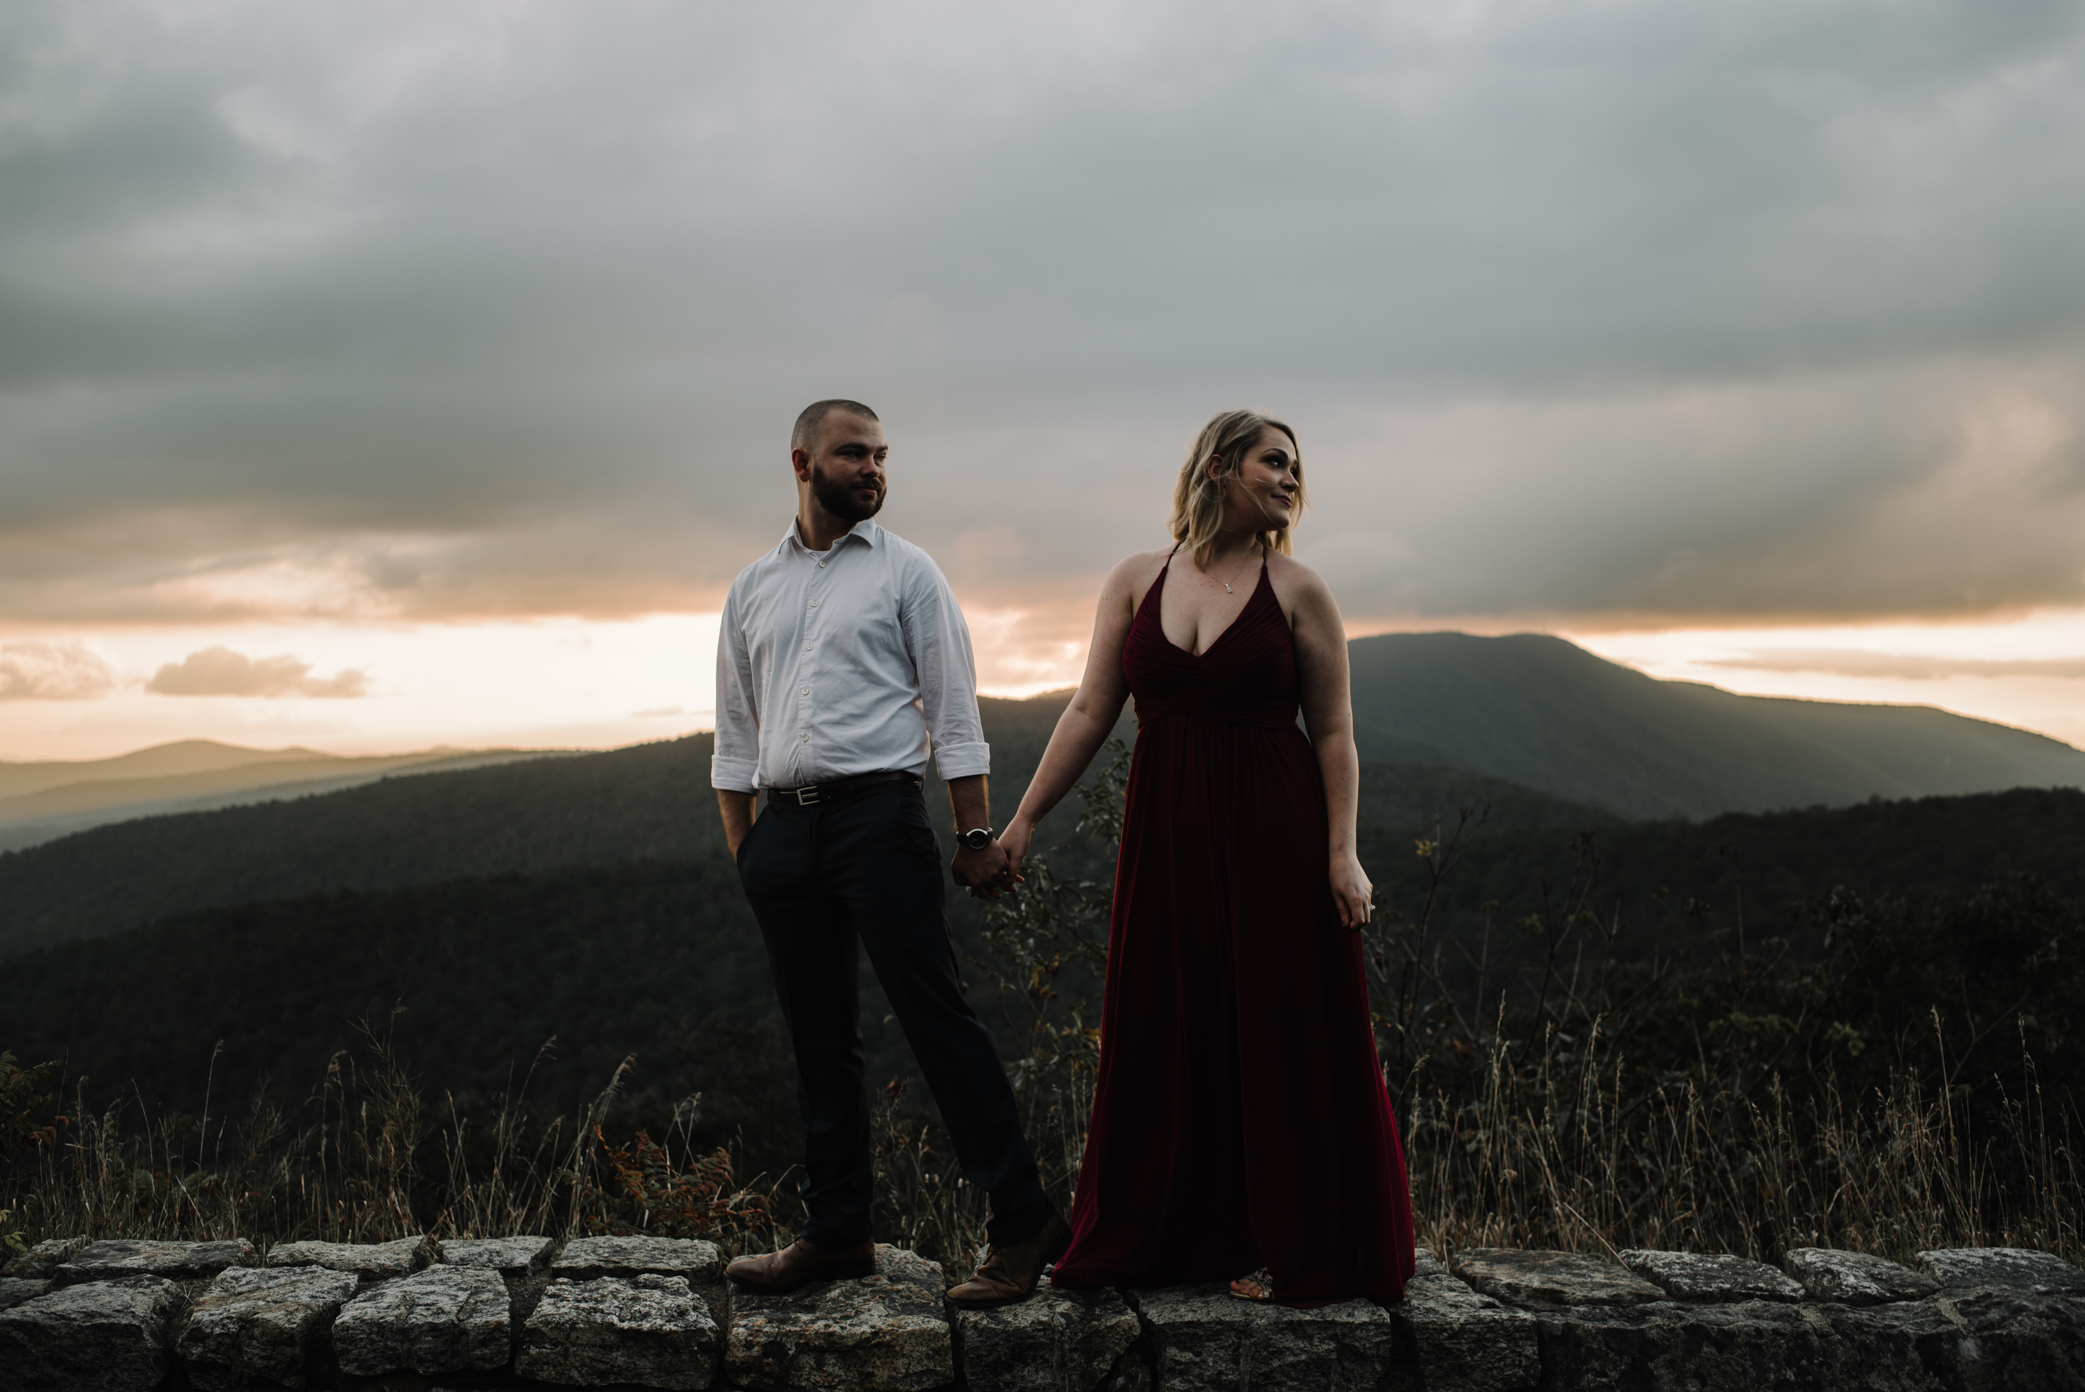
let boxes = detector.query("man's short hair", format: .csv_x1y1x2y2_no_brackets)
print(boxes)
792,399,880,453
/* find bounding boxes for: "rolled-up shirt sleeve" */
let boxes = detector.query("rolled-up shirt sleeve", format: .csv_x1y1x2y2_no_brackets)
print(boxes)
711,583,761,792
900,554,991,781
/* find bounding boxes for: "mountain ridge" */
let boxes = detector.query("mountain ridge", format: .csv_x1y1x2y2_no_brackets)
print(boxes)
2,631,2080,957
1346,632,2085,818
0,743,564,852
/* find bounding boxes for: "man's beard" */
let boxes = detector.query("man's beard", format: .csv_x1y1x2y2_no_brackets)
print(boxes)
812,462,886,523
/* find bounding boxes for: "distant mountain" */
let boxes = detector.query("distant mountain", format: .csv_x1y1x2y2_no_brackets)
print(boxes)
4,631,2081,957
0,739,324,798
0,737,717,958
0,740,556,852
1349,633,2085,819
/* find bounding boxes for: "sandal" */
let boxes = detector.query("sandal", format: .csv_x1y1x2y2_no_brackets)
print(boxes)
1228,1268,1274,1302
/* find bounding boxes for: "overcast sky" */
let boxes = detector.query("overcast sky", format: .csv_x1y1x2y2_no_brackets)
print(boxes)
5,0,2085,757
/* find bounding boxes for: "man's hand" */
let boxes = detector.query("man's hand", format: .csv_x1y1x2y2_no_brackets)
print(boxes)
716,789,756,862
952,840,1014,898
943,773,1015,899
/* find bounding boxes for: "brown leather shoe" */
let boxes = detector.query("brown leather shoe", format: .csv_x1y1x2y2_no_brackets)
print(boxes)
946,1211,1070,1308
725,1237,876,1293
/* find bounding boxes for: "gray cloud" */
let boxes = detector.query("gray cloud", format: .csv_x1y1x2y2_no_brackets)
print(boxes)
146,646,369,698
0,642,116,700
1702,648,2085,680
2,1,2084,626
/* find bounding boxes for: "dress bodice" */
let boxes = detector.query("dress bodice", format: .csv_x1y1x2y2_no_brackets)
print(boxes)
1122,554,1300,731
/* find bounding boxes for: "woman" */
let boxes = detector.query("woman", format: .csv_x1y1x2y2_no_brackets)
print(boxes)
999,409,1415,1306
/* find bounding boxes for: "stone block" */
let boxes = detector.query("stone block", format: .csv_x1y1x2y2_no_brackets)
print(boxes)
1129,1282,1399,1392
443,1235,556,1278
1618,1249,1805,1303
1386,1264,1539,1392
265,1235,432,1283
725,1244,952,1392
517,1272,720,1389
1782,1247,1939,1305
954,1283,1140,1392
0,1277,52,1312
557,1233,727,1327
1926,1285,2085,1391
2,1237,87,1281
54,1237,256,1285
1810,1298,1964,1389
330,1264,511,1377
0,1274,187,1392
176,1263,361,1391
1534,1300,1839,1391
1449,1248,1664,1307
1917,1246,2085,1296
554,1234,723,1283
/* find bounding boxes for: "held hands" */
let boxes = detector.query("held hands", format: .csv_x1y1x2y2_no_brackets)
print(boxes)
997,818,1033,884
951,818,1033,900
1330,853,1374,931
952,838,1016,899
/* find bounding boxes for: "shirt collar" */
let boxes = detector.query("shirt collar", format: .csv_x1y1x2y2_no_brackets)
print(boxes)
782,518,883,555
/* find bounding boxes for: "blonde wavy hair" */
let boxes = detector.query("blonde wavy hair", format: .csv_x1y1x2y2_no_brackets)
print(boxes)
1168,409,1306,569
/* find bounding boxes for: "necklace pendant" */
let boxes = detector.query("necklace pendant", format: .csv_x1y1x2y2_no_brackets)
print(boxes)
1222,583,1233,593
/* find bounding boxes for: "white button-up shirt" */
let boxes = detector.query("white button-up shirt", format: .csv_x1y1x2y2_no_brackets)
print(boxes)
711,519,991,792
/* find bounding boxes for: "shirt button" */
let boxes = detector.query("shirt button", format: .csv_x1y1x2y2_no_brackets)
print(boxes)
799,733,809,742
818,560,826,568
800,686,810,695
809,599,819,608
803,643,812,652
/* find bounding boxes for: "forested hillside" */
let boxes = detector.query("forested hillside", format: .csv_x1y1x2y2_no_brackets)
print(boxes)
6,774,2080,1181
1349,632,2085,818
0,697,1121,957
4,862,808,1181
0,736,718,956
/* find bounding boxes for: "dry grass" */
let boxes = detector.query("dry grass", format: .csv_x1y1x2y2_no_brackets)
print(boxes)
2,1020,783,1259
1401,1021,2082,1265
6,757,2078,1276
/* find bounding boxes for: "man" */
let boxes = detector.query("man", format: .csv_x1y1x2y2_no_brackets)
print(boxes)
713,399,1067,1305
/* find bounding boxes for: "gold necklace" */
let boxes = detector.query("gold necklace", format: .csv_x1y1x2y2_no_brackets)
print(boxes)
1215,542,1262,594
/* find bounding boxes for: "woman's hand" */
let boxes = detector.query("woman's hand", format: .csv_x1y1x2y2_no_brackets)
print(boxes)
1330,853,1374,931
998,817,1035,888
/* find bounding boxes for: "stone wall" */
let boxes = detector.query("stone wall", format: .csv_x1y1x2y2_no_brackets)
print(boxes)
2,1235,2080,1391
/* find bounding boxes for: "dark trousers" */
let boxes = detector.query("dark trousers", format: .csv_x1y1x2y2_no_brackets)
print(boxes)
735,778,1051,1248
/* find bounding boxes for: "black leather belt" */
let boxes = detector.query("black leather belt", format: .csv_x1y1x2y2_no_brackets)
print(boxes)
764,770,919,808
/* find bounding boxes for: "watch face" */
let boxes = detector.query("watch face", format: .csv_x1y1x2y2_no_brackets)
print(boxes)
962,828,992,851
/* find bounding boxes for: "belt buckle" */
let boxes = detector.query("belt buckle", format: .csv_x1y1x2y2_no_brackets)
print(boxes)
794,783,821,805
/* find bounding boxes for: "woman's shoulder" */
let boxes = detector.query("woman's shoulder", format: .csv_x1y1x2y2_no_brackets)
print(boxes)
1263,549,1340,629
1100,546,1176,618
1106,546,1174,590
1264,547,1330,596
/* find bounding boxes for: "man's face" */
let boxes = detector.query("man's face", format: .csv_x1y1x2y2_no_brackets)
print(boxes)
801,412,889,523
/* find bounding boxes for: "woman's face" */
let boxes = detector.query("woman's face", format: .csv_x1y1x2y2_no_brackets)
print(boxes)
1218,426,1300,530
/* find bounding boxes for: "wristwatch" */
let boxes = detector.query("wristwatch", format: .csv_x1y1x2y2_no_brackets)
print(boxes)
959,826,996,852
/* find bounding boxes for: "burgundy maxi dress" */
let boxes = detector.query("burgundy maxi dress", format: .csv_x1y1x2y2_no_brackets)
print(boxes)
1050,553,1416,1305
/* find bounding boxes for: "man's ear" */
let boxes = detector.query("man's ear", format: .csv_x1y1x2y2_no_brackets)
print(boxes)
791,447,813,480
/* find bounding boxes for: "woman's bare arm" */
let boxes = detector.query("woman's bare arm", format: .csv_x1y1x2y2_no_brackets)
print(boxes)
1287,561,1374,929
999,554,1152,874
